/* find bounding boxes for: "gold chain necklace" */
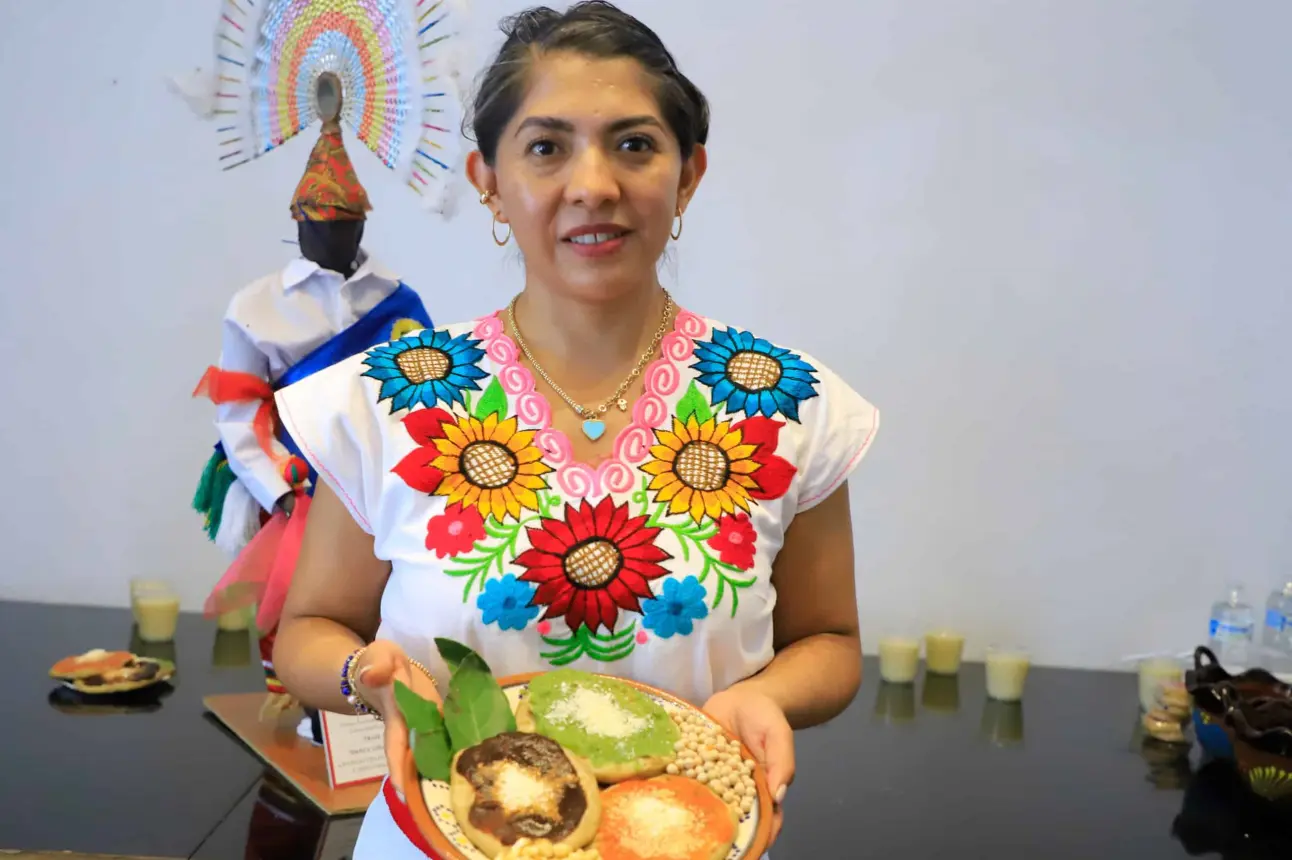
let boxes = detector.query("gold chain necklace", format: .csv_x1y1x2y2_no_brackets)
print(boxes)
507,290,674,441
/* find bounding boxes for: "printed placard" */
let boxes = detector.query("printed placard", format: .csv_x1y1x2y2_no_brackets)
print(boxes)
320,709,388,789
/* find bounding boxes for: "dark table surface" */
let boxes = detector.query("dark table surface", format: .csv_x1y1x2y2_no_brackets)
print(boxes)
2,599,1288,859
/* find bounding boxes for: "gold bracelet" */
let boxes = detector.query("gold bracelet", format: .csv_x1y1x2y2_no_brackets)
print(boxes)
343,651,439,722
409,658,439,691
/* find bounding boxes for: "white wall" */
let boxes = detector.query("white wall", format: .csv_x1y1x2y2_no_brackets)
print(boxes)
1,0,1288,669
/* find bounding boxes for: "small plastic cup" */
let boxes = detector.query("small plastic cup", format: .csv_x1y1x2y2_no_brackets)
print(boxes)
924,631,966,675
1137,655,1185,713
878,635,921,684
985,646,1031,702
216,605,252,632
131,579,180,643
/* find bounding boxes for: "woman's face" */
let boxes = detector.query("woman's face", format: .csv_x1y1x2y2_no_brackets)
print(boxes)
469,52,706,303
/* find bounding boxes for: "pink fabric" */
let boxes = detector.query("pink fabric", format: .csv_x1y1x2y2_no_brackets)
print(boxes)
255,490,312,632
202,488,311,636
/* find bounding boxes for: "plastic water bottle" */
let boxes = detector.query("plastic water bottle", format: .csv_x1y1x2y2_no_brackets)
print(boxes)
1208,583,1256,668
1261,582,1292,671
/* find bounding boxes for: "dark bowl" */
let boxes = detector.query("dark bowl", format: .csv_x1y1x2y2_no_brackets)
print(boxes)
1185,646,1289,760
1218,682,1292,808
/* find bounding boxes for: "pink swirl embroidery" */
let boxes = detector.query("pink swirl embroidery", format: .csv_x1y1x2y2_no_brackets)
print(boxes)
498,364,533,396
631,393,670,430
660,330,695,366
643,360,680,399
615,425,654,463
599,459,637,494
557,463,598,497
472,314,504,340
487,336,518,366
515,392,551,427
535,428,572,466
675,309,707,338
474,306,706,493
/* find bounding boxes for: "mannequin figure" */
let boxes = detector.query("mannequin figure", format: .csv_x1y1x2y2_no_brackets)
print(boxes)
192,77,433,720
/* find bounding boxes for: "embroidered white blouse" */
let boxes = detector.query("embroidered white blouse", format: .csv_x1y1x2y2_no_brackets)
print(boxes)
276,306,880,705
215,250,401,511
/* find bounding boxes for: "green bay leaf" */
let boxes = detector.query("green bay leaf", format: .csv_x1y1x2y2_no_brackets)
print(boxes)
394,680,453,782
441,651,517,753
434,637,492,675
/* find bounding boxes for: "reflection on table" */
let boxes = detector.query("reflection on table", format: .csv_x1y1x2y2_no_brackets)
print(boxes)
8,598,1292,860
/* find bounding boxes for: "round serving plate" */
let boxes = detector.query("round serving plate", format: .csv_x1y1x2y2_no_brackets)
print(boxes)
57,658,175,695
402,671,774,860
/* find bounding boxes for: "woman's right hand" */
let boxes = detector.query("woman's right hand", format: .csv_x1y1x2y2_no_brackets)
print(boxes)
354,639,443,797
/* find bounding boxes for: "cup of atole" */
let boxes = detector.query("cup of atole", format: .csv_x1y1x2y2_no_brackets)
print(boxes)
216,605,252,632
985,646,1031,701
924,631,966,675
131,579,181,643
1136,655,1184,713
878,635,921,684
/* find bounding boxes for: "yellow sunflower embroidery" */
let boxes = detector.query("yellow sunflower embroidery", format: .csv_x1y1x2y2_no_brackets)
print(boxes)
641,415,761,523
393,408,553,522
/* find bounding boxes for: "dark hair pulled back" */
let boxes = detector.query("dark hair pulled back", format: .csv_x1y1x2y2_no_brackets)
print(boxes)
467,1,710,166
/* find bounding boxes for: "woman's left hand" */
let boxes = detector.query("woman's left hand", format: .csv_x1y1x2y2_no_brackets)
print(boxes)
702,686,795,846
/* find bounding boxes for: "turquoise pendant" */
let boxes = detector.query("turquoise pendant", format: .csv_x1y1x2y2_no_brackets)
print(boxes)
582,419,606,441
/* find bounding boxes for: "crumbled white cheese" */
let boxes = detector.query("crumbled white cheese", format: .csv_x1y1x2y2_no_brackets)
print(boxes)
495,763,557,815
619,794,700,854
544,684,648,739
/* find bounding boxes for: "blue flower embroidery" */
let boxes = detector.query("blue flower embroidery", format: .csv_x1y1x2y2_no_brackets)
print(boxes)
691,327,820,422
362,328,488,413
477,574,541,631
641,576,709,639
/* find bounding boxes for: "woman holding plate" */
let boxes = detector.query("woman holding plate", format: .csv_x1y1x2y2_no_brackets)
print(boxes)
272,3,880,857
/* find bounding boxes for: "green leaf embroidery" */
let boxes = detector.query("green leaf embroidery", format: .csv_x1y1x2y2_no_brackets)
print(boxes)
440,650,517,754
472,376,508,421
675,380,714,424
539,623,637,666
445,492,563,600
444,517,526,599
639,489,753,618
394,680,452,783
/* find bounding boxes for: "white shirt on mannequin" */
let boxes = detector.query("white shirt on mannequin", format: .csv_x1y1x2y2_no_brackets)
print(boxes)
214,249,400,511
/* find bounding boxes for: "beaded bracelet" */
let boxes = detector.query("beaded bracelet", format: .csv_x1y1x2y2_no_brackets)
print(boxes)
341,648,439,721
340,647,376,719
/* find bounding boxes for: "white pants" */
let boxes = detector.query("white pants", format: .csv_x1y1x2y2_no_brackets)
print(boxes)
353,780,770,860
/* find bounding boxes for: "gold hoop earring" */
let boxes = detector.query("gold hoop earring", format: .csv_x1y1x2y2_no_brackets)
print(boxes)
670,208,684,241
492,216,512,247
479,190,493,206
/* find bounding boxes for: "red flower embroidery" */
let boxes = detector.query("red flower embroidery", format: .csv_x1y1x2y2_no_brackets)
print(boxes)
424,503,486,558
733,416,797,501
708,513,757,570
514,496,672,634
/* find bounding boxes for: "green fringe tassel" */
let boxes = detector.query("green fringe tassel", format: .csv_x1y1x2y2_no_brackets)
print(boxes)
193,449,236,542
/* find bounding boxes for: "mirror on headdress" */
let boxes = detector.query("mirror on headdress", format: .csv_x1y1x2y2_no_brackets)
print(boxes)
315,72,343,123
